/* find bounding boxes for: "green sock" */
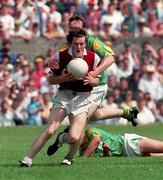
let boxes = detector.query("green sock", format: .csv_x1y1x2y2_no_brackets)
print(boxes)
122,107,131,119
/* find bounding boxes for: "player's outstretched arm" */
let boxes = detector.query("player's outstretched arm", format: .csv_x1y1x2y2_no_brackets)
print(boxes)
83,136,100,157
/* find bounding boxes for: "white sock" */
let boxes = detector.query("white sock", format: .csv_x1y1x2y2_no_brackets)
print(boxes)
59,133,67,144
23,157,32,166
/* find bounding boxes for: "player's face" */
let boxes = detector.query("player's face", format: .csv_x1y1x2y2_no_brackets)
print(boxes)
69,20,83,30
71,36,86,58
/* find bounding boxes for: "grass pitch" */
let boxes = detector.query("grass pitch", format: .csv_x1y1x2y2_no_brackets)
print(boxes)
1,124,163,180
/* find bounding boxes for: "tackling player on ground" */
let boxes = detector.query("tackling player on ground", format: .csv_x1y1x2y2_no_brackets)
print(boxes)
79,127,163,157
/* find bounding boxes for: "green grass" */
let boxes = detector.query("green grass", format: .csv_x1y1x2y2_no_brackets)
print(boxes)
1,124,163,180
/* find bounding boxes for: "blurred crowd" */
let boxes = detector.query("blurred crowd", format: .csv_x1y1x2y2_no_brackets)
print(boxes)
0,0,163,127
0,0,163,41
94,39,163,125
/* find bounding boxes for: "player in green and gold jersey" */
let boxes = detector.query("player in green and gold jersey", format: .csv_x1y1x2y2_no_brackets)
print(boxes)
80,127,163,157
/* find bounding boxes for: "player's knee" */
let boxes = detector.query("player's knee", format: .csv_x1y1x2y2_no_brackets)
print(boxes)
67,134,79,144
45,127,56,138
93,110,103,120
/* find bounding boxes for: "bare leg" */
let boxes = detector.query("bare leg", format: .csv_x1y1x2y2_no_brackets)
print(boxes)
27,107,66,159
64,113,88,159
139,138,163,156
88,104,98,120
92,106,123,120
150,153,163,157
66,135,83,159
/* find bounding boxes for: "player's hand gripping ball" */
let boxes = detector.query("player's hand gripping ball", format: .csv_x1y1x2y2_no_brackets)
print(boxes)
67,58,88,79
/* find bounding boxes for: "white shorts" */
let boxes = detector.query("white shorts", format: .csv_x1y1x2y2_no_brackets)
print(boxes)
90,84,108,107
53,90,91,116
123,133,144,157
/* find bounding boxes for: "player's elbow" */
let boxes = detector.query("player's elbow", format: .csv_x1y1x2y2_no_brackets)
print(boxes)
108,55,115,63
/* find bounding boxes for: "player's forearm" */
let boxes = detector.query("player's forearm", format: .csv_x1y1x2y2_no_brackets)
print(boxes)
83,137,100,157
83,144,98,157
94,55,115,75
47,74,64,85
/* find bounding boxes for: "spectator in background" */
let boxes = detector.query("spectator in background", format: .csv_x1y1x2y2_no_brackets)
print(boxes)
31,56,46,89
9,19,33,41
3,69,15,89
69,3,77,18
96,0,107,17
112,86,123,105
34,0,50,34
0,20,9,39
42,21,65,40
87,19,100,36
120,89,137,109
118,77,129,101
135,17,153,37
116,56,133,81
12,95,25,125
121,1,136,34
31,23,41,38
137,97,155,125
100,3,124,32
0,5,15,32
47,3,62,25
156,100,163,123
0,39,17,64
127,65,141,99
26,91,43,126
12,85,31,125
107,74,118,91
153,22,163,37
0,88,12,106
121,25,133,38
157,64,163,86
138,64,162,101
12,53,28,82
0,74,5,93
1,54,10,68
61,0,74,13
123,40,139,65
140,41,158,63
58,11,70,34
12,59,23,83
46,47,60,85
18,60,31,86
144,0,163,21
144,92,158,116
157,47,163,66
0,100,15,127
99,18,121,42
86,1,101,29
147,10,160,34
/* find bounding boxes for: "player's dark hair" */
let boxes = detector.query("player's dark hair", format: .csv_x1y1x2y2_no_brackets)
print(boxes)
66,27,87,45
68,14,86,28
